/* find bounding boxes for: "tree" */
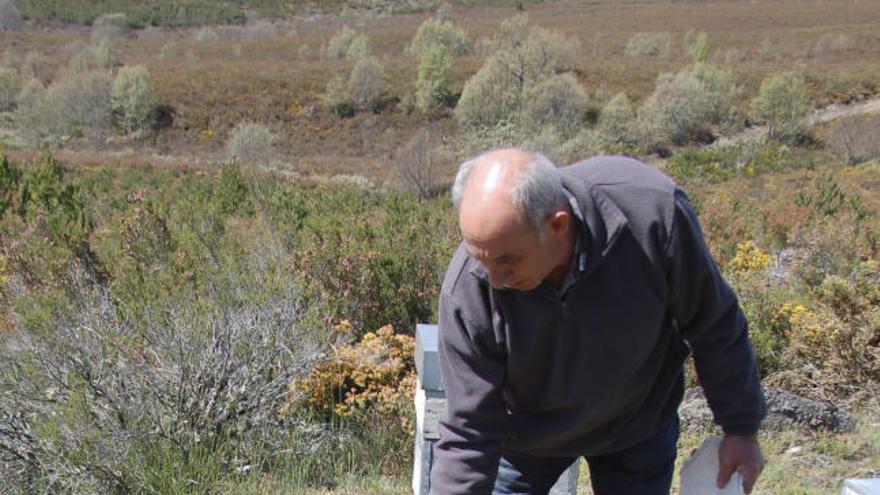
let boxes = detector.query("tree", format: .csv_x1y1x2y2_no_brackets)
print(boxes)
0,65,19,112
408,18,470,58
396,127,440,199
597,92,635,148
455,15,579,127
750,70,811,143
415,44,454,116
226,122,276,165
348,57,384,113
112,65,158,134
521,72,587,140
0,0,22,31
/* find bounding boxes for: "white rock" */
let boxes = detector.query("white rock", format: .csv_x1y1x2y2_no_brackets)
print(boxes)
680,436,744,495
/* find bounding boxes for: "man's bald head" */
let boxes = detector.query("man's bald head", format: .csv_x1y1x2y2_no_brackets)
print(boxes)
452,149,566,235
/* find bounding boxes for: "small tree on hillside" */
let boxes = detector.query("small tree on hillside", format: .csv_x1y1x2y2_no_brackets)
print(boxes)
0,66,19,112
751,69,812,143
415,44,454,117
597,92,636,148
326,26,356,59
397,127,440,199
348,57,384,113
91,12,129,40
521,72,587,140
408,18,470,58
226,122,276,165
455,57,519,127
455,15,579,128
112,65,158,134
322,72,355,117
0,0,22,31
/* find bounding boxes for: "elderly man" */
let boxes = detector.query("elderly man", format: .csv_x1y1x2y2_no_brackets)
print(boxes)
430,149,765,495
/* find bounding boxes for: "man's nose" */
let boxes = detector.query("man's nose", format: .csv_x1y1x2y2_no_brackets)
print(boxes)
487,268,510,288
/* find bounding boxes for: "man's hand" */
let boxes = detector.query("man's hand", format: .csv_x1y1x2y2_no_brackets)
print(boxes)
717,434,764,494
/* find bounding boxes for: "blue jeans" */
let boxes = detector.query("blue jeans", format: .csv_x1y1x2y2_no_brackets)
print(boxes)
493,417,680,495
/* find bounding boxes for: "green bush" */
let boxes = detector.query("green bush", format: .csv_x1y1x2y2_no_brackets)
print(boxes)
0,0,21,31
21,50,47,80
326,26,371,60
111,65,157,134
225,122,276,165
454,57,518,127
455,15,579,128
625,32,672,58
348,57,384,113
92,37,120,68
597,92,636,149
323,72,355,117
91,12,128,40
408,17,470,58
0,65,19,112
683,29,710,63
750,69,812,143
415,44,454,116
521,72,587,140
827,113,880,165
638,63,739,147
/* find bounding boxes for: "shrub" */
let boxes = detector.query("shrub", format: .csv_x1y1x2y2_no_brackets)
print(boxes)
91,12,129,40
13,78,49,145
638,71,712,147
0,0,21,31
192,26,219,43
92,37,120,69
111,65,158,134
751,69,812,143
290,325,415,421
638,63,739,147
456,15,579,128
322,72,355,117
225,122,276,165
521,72,587,140
455,57,519,127
625,32,672,58
597,92,636,148
408,18,470,58
683,29,710,63
20,50,46,80
15,71,112,147
326,26,370,59
326,26,356,59
347,57,384,113
414,44,454,116
396,127,440,198
346,33,371,59
0,270,325,494
683,63,742,129
826,113,880,165
0,65,18,112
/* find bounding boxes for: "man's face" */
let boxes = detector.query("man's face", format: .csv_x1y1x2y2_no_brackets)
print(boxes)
461,213,556,291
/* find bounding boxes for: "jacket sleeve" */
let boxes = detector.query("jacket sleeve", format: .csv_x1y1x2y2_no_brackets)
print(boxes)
429,288,509,495
665,188,766,436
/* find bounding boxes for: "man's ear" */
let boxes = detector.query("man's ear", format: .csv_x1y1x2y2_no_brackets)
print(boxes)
546,209,570,239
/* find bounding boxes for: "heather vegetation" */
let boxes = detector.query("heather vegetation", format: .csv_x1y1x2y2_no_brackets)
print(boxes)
0,0,879,492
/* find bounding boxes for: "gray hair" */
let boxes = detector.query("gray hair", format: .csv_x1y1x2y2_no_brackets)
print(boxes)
451,150,567,233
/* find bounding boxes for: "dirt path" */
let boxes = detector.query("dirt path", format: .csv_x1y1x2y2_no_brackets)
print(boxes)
714,96,880,147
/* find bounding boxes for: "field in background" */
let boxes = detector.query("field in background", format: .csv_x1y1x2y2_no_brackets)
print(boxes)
1,0,879,179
